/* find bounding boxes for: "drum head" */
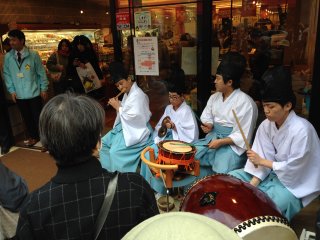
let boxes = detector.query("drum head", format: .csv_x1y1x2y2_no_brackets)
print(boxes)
122,212,242,240
235,216,297,240
159,140,196,154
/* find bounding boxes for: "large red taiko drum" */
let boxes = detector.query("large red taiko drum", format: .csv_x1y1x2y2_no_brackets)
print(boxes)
180,174,297,240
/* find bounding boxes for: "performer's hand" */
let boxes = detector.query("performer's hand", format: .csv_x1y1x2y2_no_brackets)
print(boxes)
79,62,86,69
249,176,261,187
41,91,48,102
201,123,213,133
208,139,223,149
11,92,17,103
108,97,120,111
165,120,175,130
247,150,263,166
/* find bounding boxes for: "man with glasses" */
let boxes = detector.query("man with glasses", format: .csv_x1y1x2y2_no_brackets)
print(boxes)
140,72,199,198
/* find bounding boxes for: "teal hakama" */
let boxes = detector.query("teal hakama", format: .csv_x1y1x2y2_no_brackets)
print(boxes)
100,123,153,173
194,123,246,176
229,170,302,221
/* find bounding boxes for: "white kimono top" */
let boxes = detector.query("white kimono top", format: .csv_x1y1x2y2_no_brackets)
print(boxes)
154,101,199,144
244,111,320,206
114,82,151,147
200,89,258,155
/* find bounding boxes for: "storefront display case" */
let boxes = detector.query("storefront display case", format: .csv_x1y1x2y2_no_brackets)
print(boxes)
1,23,114,65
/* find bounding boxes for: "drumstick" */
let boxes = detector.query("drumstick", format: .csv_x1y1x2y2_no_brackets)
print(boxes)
193,111,205,126
232,109,258,168
107,89,125,107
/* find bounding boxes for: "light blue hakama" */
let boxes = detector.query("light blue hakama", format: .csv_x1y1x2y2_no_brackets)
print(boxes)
100,123,153,173
194,123,246,176
140,131,199,195
229,169,303,221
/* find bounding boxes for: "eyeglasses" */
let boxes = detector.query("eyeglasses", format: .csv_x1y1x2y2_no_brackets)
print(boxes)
168,95,181,101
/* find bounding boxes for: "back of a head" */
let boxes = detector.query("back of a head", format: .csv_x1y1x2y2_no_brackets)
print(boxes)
73,35,92,49
122,212,242,240
39,94,105,166
216,51,246,88
260,65,296,108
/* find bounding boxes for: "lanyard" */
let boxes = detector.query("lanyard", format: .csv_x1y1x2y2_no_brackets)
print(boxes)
15,57,25,71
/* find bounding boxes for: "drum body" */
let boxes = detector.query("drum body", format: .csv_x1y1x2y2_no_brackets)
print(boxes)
157,140,196,172
180,174,297,240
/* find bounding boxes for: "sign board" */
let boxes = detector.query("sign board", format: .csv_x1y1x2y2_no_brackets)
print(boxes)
133,37,159,76
134,11,151,31
116,12,130,30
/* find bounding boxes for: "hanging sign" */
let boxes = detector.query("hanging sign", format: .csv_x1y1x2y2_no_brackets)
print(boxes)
116,12,130,30
134,11,151,31
133,37,159,76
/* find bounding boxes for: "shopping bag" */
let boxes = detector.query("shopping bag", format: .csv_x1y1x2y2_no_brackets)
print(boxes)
76,62,101,93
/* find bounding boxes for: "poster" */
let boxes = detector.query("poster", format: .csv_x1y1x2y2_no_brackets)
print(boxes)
76,63,101,93
133,37,159,76
134,11,151,31
181,47,197,75
211,47,220,76
116,12,130,30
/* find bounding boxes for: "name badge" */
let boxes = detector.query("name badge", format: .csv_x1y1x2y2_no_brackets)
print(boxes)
17,72,24,78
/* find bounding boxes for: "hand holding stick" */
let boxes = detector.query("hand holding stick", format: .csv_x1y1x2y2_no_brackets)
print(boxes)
232,109,258,168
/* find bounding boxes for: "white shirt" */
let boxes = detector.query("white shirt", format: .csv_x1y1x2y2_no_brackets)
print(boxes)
200,89,258,155
114,82,151,147
244,111,320,206
15,47,25,61
154,101,199,144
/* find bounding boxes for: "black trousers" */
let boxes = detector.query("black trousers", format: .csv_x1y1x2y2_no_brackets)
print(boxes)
0,78,14,149
0,102,14,149
16,96,42,140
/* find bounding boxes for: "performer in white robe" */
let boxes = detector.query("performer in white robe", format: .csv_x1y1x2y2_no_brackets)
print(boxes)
229,66,320,220
154,100,199,144
100,62,153,172
195,52,258,176
141,74,199,195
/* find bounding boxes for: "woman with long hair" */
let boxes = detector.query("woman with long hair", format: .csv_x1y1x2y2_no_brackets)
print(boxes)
46,39,71,95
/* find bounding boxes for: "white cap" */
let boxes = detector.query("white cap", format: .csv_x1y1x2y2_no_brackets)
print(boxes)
122,212,242,240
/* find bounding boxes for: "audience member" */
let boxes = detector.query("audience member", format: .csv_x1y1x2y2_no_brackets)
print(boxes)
16,93,159,239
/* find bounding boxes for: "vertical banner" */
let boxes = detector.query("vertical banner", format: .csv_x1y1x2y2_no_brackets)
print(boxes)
241,0,256,17
116,12,130,30
134,11,152,31
133,37,159,76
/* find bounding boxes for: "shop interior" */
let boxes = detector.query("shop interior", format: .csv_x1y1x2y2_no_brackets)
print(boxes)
0,0,319,238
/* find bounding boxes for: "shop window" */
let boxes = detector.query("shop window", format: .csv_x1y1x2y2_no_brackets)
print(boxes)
211,0,318,119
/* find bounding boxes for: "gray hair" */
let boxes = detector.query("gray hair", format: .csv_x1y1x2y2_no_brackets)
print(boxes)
39,94,105,166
